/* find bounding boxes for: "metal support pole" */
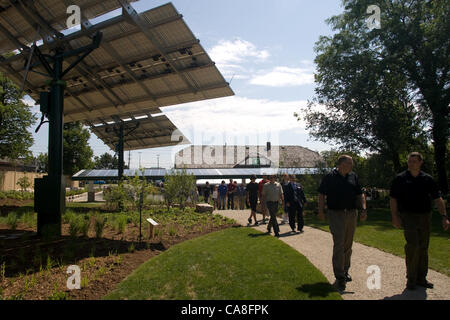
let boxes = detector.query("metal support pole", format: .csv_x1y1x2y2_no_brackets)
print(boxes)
48,51,64,178
118,123,124,180
36,49,66,237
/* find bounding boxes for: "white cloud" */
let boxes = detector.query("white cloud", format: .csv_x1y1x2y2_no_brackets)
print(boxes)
208,39,269,79
162,96,310,141
249,66,314,87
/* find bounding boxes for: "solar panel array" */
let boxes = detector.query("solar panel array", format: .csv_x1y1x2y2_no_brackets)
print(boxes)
0,0,137,54
89,113,190,151
0,1,233,151
72,167,322,180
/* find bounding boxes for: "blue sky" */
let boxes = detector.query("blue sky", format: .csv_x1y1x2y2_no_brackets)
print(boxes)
27,0,345,169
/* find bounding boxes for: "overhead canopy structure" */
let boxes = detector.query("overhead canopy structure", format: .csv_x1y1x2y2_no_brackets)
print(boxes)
0,0,137,54
89,113,190,151
0,1,234,125
0,0,233,236
73,167,322,181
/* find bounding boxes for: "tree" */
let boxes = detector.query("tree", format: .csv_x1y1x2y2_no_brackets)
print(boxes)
163,169,196,210
63,122,94,176
93,152,118,169
309,0,449,193
299,12,427,173
36,153,48,173
17,176,31,192
0,74,36,160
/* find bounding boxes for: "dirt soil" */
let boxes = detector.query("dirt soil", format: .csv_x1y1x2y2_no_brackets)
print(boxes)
0,219,238,300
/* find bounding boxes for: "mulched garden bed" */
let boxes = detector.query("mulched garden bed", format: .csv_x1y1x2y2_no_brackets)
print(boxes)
0,213,238,300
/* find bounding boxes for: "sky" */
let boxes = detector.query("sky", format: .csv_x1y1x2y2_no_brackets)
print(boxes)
26,0,346,169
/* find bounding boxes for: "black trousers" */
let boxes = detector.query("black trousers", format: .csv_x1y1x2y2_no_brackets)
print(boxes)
400,212,432,283
227,193,234,209
288,202,304,231
266,201,280,235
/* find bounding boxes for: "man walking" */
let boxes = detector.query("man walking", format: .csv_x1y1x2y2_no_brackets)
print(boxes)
262,174,284,237
281,174,290,225
246,175,259,226
390,152,449,291
258,174,269,223
285,174,307,233
318,155,367,291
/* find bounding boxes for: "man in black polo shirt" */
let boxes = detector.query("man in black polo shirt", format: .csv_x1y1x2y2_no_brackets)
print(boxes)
318,155,367,291
390,152,449,291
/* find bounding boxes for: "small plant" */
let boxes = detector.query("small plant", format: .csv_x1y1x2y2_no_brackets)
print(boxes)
46,255,54,271
116,215,127,234
68,216,81,238
79,215,90,237
20,212,36,228
6,212,18,230
97,266,107,277
81,276,89,288
168,225,177,236
128,243,135,253
94,215,107,238
0,262,5,281
48,284,69,300
88,257,96,268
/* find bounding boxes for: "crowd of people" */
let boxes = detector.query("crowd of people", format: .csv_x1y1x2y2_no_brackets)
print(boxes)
200,174,308,236
196,151,449,293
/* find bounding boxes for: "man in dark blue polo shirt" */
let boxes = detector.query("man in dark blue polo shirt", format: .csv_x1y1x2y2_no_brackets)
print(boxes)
318,155,367,291
390,152,449,291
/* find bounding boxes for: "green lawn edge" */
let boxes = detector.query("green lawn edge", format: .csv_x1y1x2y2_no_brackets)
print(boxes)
104,227,342,300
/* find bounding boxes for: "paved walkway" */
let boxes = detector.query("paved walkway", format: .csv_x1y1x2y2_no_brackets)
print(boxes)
216,209,450,300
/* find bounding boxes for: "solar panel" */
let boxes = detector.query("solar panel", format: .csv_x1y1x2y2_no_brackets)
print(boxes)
72,167,325,181
0,0,138,55
0,2,234,125
89,113,190,151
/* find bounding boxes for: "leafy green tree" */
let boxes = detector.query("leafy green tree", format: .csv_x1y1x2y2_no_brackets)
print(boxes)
16,176,31,192
309,0,449,193
36,152,48,173
299,12,426,173
93,152,119,169
63,122,94,176
163,169,196,210
0,75,36,159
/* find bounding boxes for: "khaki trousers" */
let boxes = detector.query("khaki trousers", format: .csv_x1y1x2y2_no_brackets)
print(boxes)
328,209,358,280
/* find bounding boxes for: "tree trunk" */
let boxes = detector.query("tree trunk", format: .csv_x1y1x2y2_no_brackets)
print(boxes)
391,151,402,174
431,103,449,195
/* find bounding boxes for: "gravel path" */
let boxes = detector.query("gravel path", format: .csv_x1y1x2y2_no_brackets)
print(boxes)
216,209,450,300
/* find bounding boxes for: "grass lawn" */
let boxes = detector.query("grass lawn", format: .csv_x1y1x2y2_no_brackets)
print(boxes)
304,208,450,276
104,227,342,300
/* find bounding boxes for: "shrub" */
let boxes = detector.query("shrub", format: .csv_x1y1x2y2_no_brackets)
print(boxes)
79,215,91,237
7,212,18,230
94,215,107,238
68,216,82,238
103,184,131,211
20,212,36,228
116,215,127,234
